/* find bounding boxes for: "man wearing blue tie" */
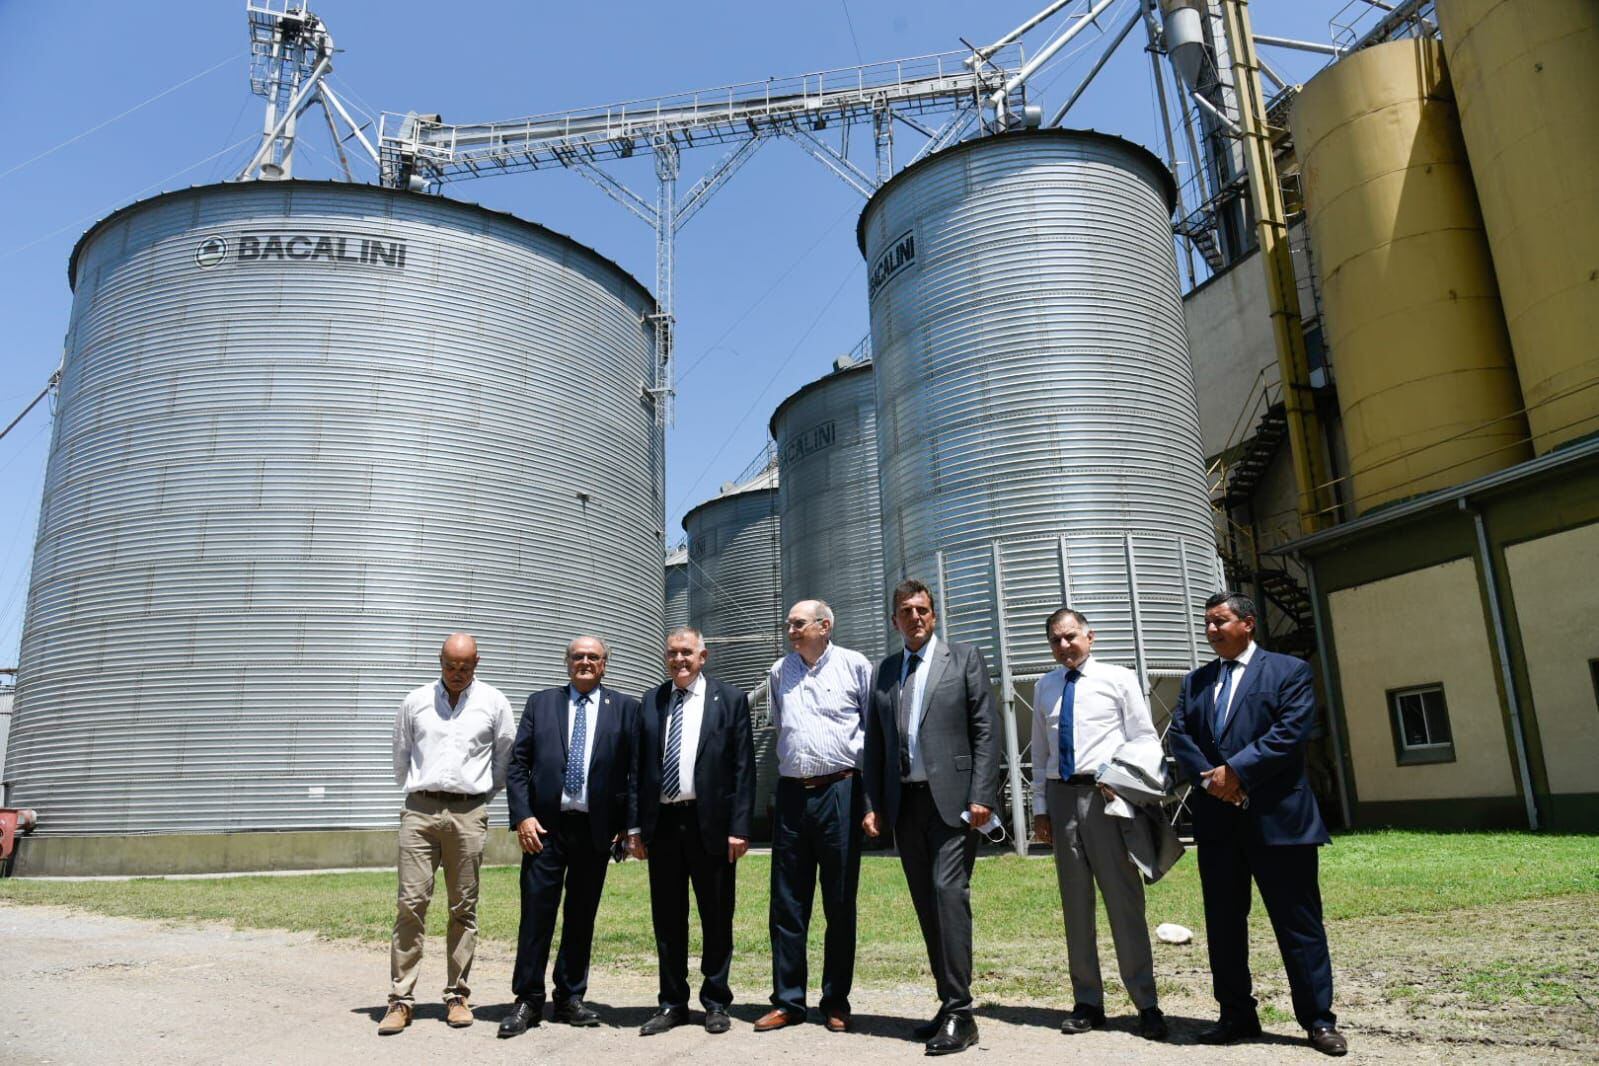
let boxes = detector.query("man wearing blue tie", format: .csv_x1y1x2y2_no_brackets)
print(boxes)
499,635,640,1038
1167,593,1347,1057
1029,608,1167,1041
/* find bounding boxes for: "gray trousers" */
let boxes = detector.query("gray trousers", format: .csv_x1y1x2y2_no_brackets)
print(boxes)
1046,778,1157,1010
896,783,979,1016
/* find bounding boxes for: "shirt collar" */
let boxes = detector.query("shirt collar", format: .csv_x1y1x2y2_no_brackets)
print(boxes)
569,683,599,704
904,632,938,662
1223,641,1258,668
674,674,706,697
436,679,474,705
800,643,834,673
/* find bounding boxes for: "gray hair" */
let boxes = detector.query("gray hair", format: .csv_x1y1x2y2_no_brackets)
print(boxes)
565,635,610,661
666,626,706,651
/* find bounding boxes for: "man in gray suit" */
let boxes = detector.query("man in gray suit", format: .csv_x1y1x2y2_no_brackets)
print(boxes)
863,579,999,1055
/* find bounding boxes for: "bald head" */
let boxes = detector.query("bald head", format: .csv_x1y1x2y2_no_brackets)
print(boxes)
785,599,835,665
566,635,609,694
438,632,480,701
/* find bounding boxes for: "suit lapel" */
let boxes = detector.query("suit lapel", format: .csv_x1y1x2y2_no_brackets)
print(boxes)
694,682,720,764
1195,661,1219,742
556,687,571,752
1217,655,1263,742
915,639,951,726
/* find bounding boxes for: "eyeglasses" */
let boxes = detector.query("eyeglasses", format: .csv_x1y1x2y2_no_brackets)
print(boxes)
568,652,605,662
785,618,818,629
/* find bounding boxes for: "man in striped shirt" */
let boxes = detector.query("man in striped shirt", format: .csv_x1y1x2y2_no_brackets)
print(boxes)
754,599,873,1035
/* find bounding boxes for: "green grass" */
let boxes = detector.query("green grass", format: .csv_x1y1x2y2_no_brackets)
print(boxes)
3,829,1596,1005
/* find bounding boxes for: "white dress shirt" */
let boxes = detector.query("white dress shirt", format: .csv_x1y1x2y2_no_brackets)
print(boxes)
1212,640,1258,731
1030,655,1157,807
900,632,938,782
561,684,601,812
663,673,707,802
769,643,872,778
393,679,515,797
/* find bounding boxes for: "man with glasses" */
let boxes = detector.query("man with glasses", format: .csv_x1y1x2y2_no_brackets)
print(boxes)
755,600,873,1035
498,636,640,1038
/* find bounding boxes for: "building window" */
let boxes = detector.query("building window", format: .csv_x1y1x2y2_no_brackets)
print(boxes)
1387,684,1456,766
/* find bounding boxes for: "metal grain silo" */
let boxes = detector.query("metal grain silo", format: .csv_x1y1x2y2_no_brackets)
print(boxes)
683,468,782,833
6,180,663,847
859,130,1219,820
1437,0,1599,453
1291,38,1530,513
770,357,888,662
664,545,689,632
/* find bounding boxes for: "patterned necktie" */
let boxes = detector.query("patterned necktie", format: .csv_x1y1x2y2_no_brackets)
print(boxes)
565,690,590,797
662,687,687,800
1214,660,1239,736
898,651,922,778
1058,668,1081,779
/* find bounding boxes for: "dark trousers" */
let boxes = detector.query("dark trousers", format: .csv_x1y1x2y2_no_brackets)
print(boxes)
510,810,611,1007
769,773,863,1016
895,782,978,1017
648,802,737,1011
1198,837,1336,1031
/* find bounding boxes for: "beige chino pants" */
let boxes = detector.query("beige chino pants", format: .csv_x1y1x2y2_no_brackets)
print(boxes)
389,792,489,1004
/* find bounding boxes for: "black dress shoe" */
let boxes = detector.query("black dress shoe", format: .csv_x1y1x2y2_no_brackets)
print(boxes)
1309,1025,1348,1056
497,1000,540,1038
1197,1016,1263,1045
1137,1006,1169,1041
552,998,601,1027
912,1010,947,1041
1059,1003,1106,1034
640,1006,688,1036
925,1012,978,1055
704,1008,731,1034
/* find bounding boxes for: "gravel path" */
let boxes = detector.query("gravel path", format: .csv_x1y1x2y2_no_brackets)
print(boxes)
0,902,1585,1065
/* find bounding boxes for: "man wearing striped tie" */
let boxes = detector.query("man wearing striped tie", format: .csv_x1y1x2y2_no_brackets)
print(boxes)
629,627,756,1036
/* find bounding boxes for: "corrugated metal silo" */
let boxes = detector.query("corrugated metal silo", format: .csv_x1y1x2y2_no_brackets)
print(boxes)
664,545,689,632
770,358,888,662
6,180,663,842
858,129,1218,699
1437,0,1599,453
683,469,782,833
1291,37,1530,513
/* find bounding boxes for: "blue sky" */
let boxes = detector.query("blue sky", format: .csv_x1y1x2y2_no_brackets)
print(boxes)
0,1,1353,666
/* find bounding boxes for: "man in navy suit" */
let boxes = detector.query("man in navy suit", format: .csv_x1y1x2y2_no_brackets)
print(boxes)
1167,593,1347,1057
498,635,640,1038
629,626,756,1036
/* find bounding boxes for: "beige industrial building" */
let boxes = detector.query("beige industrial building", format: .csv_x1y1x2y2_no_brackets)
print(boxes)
1183,0,1598,832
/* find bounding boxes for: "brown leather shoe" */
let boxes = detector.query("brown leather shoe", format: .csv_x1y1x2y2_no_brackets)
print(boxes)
754,1008,804,1032
1309,1026,1348,1056
445,997,474,1028
378,1001,412,1035
825,1009,851,1033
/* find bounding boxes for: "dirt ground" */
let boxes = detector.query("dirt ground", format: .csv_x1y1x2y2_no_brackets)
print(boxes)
2,900,1594,1065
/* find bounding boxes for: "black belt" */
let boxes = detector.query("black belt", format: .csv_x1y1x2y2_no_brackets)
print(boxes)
1061,774,1097,786
900,779,931,790
783,768,856,789
414,789,486,802
661,798,698,808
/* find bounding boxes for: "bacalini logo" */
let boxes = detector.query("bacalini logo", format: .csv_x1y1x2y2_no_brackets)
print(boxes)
195,235,228,268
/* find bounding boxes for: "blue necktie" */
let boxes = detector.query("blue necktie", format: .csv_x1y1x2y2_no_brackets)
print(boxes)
1214,660,1239,736
565,691,590,797
662,688,687,800
1058,668,1081,779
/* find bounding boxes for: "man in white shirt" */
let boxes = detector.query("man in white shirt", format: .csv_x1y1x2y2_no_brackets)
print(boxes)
380,632,515,1035
755,599,873,1035
1030,608,1167,1041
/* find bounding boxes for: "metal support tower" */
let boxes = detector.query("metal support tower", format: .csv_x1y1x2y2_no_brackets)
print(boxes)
1217,0,1336,533
239,2,377,182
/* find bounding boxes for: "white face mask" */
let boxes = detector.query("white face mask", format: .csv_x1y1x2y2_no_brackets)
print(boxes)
960,808,1007,844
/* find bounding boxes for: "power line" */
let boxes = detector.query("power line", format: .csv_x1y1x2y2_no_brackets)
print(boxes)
0,51,245,183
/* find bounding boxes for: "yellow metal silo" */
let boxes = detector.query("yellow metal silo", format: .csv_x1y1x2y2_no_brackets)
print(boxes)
1291,37,1530,514
1437,0,1599,454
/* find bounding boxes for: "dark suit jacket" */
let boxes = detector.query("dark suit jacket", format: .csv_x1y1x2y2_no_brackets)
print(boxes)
1167,647,1330,847
635,673,756,856
506,683,640,852
863,635,1001,829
